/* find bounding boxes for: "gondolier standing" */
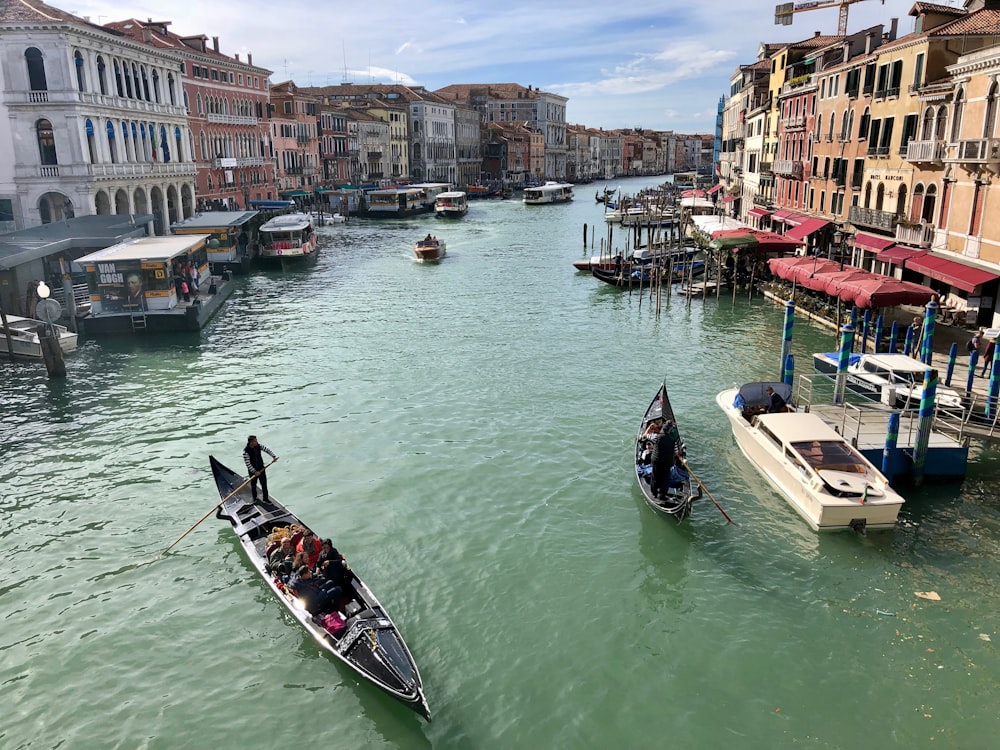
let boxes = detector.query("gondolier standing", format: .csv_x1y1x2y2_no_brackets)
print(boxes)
243,435,277,502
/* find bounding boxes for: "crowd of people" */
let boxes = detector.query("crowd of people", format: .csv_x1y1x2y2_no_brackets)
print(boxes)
265,526,353,619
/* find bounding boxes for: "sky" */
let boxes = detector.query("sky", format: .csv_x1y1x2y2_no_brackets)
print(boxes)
68,0,954,133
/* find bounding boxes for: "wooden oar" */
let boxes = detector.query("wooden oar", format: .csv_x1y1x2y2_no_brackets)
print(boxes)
680,458,735,525
159,457,278,557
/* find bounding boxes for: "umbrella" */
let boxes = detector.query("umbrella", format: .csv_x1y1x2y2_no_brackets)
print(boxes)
787,258,841,286
820,268,871,302
847,277,937,310
709,235,759,252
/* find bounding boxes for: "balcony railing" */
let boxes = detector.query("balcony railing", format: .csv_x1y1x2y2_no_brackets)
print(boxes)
366,151,383,160
894,222,935,248
849,205,899,233
951,138,1000,164
206,112,259,126
760,161,773,175
906,139,946,163
782,115,805,130
772,159,803,178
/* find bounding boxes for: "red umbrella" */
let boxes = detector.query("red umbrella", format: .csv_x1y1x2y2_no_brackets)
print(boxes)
767,255,821,281
819,268,870,301
711,227,756,240
788,258,841,285
847,277,937,310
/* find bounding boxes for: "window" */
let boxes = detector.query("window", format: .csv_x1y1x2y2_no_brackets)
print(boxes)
984,82,998,139
935,105,948,140
74,51,86,92
859,106,871,139
106,120,118,163
36,119,57,165
0,199,13,222
97,56,107,95
951,89,965,141
25,47,48,91
900,114,918,154
84,119,97,163
284,101,292,115
913,53,924,89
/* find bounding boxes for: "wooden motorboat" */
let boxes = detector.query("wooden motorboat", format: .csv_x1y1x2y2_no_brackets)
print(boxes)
635,382,699,522
414,235,446,262
209,456,430,719
716,382,905,532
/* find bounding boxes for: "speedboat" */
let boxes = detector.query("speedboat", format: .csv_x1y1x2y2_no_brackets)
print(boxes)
414,235,446,262
0,315,78,358
717,381,905,532
813,352,963,410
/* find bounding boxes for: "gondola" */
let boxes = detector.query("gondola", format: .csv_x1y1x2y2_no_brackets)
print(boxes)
634,382,699,522
209,456,431,720
591,260,706,289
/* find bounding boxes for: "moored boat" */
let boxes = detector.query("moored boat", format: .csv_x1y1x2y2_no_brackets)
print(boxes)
0,314,78,358
414,234,446,262
716,382,905,532
434,191,468,218
813,352,963,410
258,213,319,262
523,181,574,205
209,456,430,720
635,382,699,522
591,259,705,288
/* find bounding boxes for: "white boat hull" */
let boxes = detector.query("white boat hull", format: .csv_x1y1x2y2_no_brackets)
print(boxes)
0,316,78,359
717,388,903,531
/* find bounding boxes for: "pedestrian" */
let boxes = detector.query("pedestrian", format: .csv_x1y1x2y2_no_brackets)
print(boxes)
908,316,922,358
243,435,278,502
982,337,997,377
969,329,983,358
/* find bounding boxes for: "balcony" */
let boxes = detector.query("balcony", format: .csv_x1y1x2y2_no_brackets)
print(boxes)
366,151,383,160
849,205,899,233
206,112,259,126
894,222,935,248
950,138,1000,165
906,139,946,163
772,159,803,178
760,161,773,175
782,115,805,130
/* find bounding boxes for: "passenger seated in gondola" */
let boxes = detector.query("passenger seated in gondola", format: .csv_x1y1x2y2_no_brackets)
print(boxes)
296,529,323,568
667,456,690,489
287,566,341,615
267,537,295,574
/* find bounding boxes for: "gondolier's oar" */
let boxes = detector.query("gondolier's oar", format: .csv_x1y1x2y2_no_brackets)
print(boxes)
680,458,735,525
159,457,279,557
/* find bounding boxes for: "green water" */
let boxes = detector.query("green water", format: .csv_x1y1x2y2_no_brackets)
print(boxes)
2,176,999,749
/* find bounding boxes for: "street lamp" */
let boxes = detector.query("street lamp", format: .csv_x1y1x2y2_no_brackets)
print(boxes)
37,281,50,299
833,229,846,271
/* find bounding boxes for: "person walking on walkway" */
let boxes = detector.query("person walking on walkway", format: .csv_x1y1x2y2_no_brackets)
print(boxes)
982,337,997,378
243,435,277,502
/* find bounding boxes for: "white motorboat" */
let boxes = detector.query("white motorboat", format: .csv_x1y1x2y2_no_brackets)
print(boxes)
434,191,468,217
0,315,78,359
717,381,904,532
813,352,963,410
309,211,345,224
523,181,574,205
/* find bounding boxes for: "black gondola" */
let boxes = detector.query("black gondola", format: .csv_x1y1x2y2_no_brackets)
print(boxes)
634,383,700,522
209,456,431,720
591,260,706,289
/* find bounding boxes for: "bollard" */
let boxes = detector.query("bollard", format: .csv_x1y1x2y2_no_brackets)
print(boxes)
966,350,979,412
881,411,900,481
903,325,914,357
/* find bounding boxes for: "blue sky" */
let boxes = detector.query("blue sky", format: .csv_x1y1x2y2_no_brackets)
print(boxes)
71,0,942,133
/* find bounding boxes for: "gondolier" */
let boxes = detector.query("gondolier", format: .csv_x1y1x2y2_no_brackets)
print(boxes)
243,435,277,502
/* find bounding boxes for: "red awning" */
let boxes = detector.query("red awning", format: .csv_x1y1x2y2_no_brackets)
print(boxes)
721,195,737,203
877,246,926,266
854,232,896,253
706,184,723,195
905,254,1000,293
783,218,830,242
747,207,772,219
770,209,795,223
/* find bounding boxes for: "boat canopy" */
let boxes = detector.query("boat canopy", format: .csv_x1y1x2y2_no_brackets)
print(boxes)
733,381,792,411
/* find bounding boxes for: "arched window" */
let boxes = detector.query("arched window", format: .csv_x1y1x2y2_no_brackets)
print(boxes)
25,47,47,91
183,91,189,113
131,123,141,161
934,105,948,139
828,111,835,141
923,184,937,224
984,82,998,139
167,74,176,106
160,125,170,161
36,119,57,165
97,56,108,95
121,121,130,160
200,131,207,160
950,89,964,141
859,106,871,139
113,60,124,97
131,63,141,101
896,184,907,217
106,120,118,163
141,66,150,100
84,119,97,163
864,181,872,208
816,114,822,142
840,111,850,141
920,106,935,140
151,70,160,103
876,183,885,211
74,51,86,92
197,93,203,114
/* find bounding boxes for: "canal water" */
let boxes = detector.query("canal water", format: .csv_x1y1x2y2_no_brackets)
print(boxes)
3,176,999,749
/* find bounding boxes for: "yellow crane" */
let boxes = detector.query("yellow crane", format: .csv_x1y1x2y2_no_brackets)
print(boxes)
774,0,886,38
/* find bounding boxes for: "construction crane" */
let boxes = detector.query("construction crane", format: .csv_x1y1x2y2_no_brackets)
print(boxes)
774,0,885,38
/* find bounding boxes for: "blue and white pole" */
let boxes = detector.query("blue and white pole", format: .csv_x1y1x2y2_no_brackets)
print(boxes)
783,352,795,387
860,309,871,354
921,300,937,366
944,342,958,388
987,345,1000,421
903,325,914,357
874,314,884,354
966,349,979,412
834,323,855,405
881,411,900,480
780,300,794,382
889,320,899,354
912,369,938,487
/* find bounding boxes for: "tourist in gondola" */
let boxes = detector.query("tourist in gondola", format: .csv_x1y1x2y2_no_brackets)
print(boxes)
287,566,340,615
243,435,277,502
296,529,323,568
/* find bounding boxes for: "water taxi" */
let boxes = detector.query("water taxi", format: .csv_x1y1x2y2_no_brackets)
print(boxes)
258,214,318,262
812,352,963,410
523,182,574,205
717,381,904,532
434,191,468,218
414,235,446,262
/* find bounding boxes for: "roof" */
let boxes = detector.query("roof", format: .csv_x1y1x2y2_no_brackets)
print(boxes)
0,214,154,270
171,211,259,231
856,353,934,374
102,19,272,72
910,2,967,18
927,9,1000,35
0,0,88,24
757,411,845,443
76,235,209,265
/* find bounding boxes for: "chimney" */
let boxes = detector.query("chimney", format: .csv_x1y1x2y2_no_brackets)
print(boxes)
142,26,153,43
235,53,240,62
814,30,821,37
212,36,220,53
865,31,874,54
248,52,253,66
888,17,898,41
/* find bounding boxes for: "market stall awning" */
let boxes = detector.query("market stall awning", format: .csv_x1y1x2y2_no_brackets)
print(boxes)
876,245,926,266
747,207,772,219
706,184,723,195
905,253,1000,293
853,232,896,253
783,218,830,242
